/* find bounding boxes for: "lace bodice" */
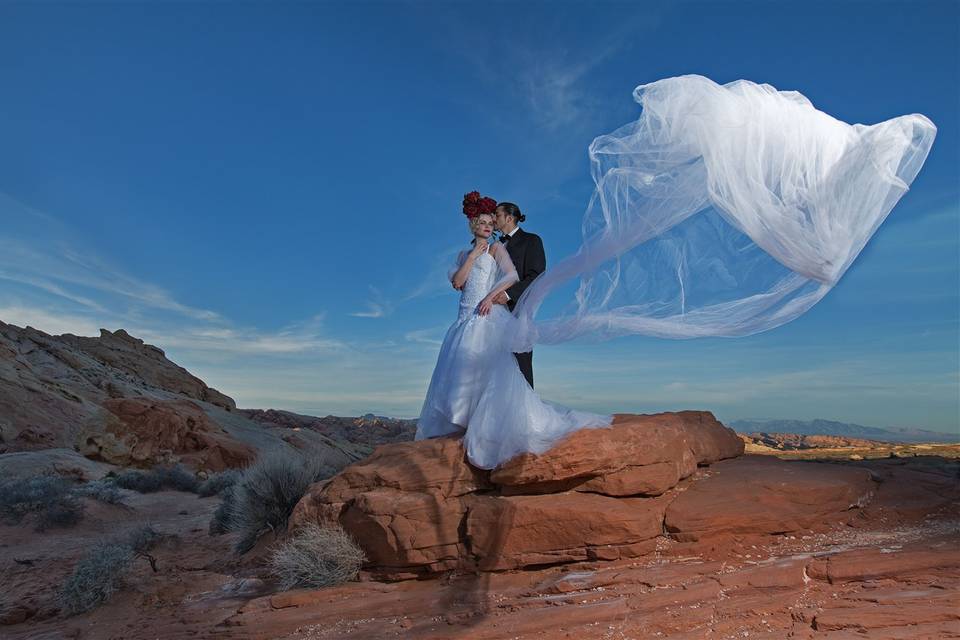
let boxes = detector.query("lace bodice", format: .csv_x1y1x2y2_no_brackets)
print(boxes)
459,252,496,320
449,243,520,324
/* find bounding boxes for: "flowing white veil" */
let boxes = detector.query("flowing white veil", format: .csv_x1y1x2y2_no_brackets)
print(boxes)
509,74,937,352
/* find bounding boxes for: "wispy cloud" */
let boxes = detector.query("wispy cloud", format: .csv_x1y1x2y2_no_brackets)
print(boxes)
349,286,394,318
0,192,340,359
447,12,661,132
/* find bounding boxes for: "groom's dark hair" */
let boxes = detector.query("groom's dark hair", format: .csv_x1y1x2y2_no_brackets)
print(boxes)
497,202,526,223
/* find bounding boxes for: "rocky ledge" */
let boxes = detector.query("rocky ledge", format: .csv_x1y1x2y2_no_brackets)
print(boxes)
290,411,877,578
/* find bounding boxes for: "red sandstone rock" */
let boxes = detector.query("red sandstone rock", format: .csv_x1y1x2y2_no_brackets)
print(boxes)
490,411,743,495
807,544,960,584
3,453,957,639
291,412,742,576
464,492,668,570
289,436,489,574
664,456,876,541
96,397,256,471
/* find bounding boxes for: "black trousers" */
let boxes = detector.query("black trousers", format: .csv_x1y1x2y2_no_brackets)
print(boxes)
513,351,534,389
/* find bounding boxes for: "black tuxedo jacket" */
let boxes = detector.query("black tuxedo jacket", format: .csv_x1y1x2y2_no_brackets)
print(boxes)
502,227,546,312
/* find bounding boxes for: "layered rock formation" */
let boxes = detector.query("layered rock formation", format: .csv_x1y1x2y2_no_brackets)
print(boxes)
291,411,885,579
0,321,364,472
240,409,417,447
741,432,886,450
292,412,719,576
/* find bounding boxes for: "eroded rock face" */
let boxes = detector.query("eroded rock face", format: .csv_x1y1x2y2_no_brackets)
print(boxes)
63,329,236,411
86,397,256,471
0,322,296,473
491,411,742,496
290,411,749,577
0,322,238,458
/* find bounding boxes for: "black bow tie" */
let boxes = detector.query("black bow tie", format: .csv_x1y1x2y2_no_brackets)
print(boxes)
500,234,510,243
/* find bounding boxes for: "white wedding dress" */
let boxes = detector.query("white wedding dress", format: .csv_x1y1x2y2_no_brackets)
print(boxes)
415,242,612,469
417,74,935,471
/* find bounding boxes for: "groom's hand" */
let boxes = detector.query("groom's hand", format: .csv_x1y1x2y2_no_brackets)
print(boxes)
492,291,509,305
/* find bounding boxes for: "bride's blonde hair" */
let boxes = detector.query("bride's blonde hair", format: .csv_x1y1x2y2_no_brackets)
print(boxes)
468,212,495,235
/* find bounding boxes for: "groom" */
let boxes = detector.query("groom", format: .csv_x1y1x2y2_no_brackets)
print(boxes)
492,202,545,389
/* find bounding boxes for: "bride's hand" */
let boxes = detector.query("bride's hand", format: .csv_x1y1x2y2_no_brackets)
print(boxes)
477,295,494,316
470,239,488,257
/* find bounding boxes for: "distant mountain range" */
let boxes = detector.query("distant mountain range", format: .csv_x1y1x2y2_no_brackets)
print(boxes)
729,418,958,444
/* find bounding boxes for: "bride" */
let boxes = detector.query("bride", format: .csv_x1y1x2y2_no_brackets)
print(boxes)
414,196,611,469
416,74,936,471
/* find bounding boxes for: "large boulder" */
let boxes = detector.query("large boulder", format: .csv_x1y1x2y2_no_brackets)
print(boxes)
290,411,745,577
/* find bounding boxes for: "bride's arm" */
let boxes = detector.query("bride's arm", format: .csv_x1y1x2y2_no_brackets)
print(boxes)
451,243,485,289
477,243,520,315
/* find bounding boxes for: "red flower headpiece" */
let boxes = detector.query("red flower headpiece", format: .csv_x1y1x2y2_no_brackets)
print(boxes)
462,190,497,219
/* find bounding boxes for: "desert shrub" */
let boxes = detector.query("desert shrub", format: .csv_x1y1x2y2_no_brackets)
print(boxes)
112,469,162,493
73,479,127,505
0,475,135,532
268,523,366,590
208,484,238,536
197,469,240,497
36,493,85,531
112,464,198,493
57,541,134,615
154,465,200,492
123,523,164,554
228,449,338,554
57,524,166,616
0,475,73,524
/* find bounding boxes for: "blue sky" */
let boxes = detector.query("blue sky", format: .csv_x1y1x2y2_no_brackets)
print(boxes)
0,1,956,433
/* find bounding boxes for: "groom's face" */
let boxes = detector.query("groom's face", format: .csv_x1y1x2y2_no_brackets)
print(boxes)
494,208,509,231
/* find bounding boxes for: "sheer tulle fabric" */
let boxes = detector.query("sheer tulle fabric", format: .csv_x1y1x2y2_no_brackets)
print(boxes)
509,74,936,350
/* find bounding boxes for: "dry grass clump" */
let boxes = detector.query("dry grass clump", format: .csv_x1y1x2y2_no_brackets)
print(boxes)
57,541,134,615
57,524,165,615
207,448,341,554
268,522,366,590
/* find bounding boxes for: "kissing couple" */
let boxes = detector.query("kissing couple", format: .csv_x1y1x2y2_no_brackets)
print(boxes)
414,192,611,470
